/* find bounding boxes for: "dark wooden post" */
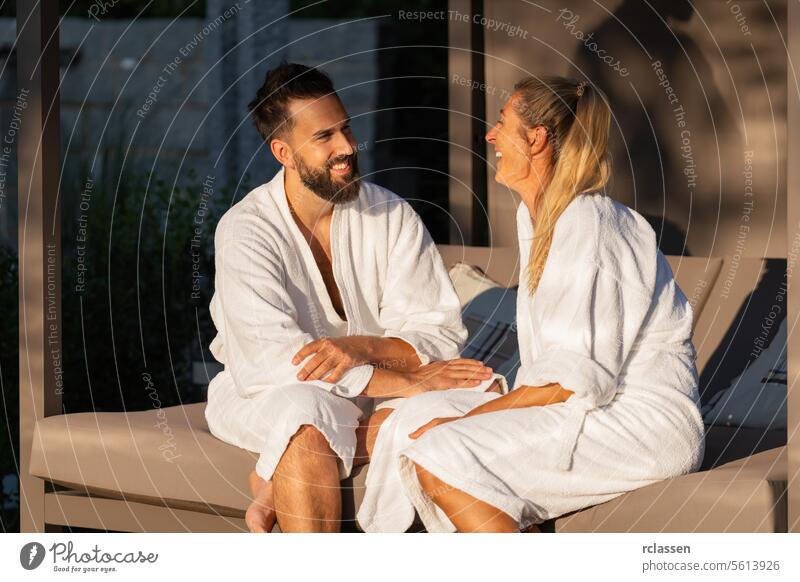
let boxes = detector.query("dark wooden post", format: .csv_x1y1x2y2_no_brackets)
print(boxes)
787,0,800,534
17,0,62,533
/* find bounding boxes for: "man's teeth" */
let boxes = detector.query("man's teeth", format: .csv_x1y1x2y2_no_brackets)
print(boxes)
331,162,350,170
495,152,503,158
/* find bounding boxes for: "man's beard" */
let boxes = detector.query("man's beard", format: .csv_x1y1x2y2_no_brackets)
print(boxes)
293,152,361,204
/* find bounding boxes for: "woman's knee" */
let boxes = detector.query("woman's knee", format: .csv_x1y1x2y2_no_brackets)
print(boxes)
414,463,451,499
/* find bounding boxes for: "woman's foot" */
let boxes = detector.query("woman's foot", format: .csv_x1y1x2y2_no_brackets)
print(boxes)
245,470,276,533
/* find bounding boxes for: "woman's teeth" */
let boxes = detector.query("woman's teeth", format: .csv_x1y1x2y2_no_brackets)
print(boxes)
495,151,503,158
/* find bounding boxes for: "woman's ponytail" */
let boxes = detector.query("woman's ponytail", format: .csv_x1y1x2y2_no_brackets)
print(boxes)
512,77,612,293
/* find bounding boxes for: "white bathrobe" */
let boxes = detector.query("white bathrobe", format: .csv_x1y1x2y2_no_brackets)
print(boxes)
204,168,473,481
384,192,705,532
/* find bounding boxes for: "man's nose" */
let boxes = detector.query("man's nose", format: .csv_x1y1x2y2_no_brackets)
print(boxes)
333,131,355,156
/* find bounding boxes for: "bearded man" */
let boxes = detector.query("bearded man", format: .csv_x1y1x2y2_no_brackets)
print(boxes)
204,63,501,533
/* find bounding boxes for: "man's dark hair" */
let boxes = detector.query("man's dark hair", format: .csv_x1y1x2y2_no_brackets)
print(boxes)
247,62,337,143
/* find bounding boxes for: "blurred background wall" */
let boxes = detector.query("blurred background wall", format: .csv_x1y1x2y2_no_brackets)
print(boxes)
479,0,787,259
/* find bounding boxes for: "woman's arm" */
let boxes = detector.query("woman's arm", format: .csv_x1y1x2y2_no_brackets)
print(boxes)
409,383,573,438
462,383,573,418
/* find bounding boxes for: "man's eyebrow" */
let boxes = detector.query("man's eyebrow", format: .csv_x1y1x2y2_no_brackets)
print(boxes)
312,127,333,139
311,117,350,138
312,118,351,139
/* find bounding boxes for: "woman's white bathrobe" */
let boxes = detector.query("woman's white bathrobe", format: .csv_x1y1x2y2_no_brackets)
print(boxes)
374,192,705,532
204,168,484,481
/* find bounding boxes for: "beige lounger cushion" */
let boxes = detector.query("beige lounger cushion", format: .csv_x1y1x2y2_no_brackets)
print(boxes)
29,402,369,521
554,446,786,532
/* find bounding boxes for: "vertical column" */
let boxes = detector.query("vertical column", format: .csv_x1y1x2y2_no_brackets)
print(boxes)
469,0,488,246
17,0,62,532
448,0,476,245
786,0,800,534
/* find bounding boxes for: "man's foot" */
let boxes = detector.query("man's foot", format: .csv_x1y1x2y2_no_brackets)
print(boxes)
245,470,276,533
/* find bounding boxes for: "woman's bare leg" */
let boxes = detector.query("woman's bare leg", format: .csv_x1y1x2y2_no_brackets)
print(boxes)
245,407,395,533
414,463,522,533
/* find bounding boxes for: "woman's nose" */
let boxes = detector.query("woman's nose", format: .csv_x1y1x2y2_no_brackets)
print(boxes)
485,126,497,144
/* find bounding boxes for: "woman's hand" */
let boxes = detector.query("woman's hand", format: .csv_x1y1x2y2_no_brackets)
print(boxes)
292,337,373,383
409,416,461,439
406,359,493,395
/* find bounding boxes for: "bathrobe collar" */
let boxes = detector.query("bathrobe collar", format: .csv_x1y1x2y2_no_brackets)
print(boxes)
270,167,359,334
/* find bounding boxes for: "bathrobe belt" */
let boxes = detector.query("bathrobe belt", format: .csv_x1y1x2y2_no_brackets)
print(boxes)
554,398,595,471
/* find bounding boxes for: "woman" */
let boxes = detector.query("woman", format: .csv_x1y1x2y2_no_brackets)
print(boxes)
396,76,705,533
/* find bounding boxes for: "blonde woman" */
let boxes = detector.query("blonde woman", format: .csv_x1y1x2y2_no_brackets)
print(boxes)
397,77,705,533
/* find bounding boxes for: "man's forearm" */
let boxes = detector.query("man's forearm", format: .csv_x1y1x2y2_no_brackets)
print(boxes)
359,367,417,398
462,383,573,418
363,337,421,371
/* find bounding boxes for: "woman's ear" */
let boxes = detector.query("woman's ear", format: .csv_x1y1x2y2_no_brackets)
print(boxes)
270,138,295,168
526,125,549,158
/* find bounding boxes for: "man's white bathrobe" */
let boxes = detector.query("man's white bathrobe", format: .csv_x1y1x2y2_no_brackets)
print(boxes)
204,168,475,481
385,192,705,532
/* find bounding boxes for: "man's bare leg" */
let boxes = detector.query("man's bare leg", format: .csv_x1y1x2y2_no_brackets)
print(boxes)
245,472,276,533
271,424,341,532
354,407,394,467
245,409,394,532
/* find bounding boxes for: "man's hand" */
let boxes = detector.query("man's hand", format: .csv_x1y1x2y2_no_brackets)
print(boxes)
292,337,373,383
405,359,493,395
409,416,461,439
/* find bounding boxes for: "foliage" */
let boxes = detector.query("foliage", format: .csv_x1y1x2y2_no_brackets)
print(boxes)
60,163,236,413
0,244,19,532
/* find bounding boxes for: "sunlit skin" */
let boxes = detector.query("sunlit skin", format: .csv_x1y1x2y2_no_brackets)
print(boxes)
485,93,554,222
245,94,494,532
406,95,577,533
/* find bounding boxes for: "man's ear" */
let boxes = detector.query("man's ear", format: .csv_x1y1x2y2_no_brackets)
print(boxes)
526,125,549,158
270,137,295,168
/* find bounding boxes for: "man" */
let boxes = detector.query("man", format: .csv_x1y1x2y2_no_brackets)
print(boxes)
204,63,499,533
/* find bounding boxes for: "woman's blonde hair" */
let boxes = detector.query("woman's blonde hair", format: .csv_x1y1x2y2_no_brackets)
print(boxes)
512,76,611,294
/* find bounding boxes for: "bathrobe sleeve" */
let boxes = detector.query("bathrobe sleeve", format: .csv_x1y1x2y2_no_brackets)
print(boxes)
213,238,374,399
521,256,654,409
378,207,467,366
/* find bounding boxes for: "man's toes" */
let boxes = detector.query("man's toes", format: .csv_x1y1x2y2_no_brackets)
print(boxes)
246,509,268,533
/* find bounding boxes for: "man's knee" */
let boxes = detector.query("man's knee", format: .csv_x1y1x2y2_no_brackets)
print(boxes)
287,424,334,457
275,424,340,484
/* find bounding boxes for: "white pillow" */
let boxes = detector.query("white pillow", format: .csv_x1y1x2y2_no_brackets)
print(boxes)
448,263,521,387
448,262,503,306
702,318,787,430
